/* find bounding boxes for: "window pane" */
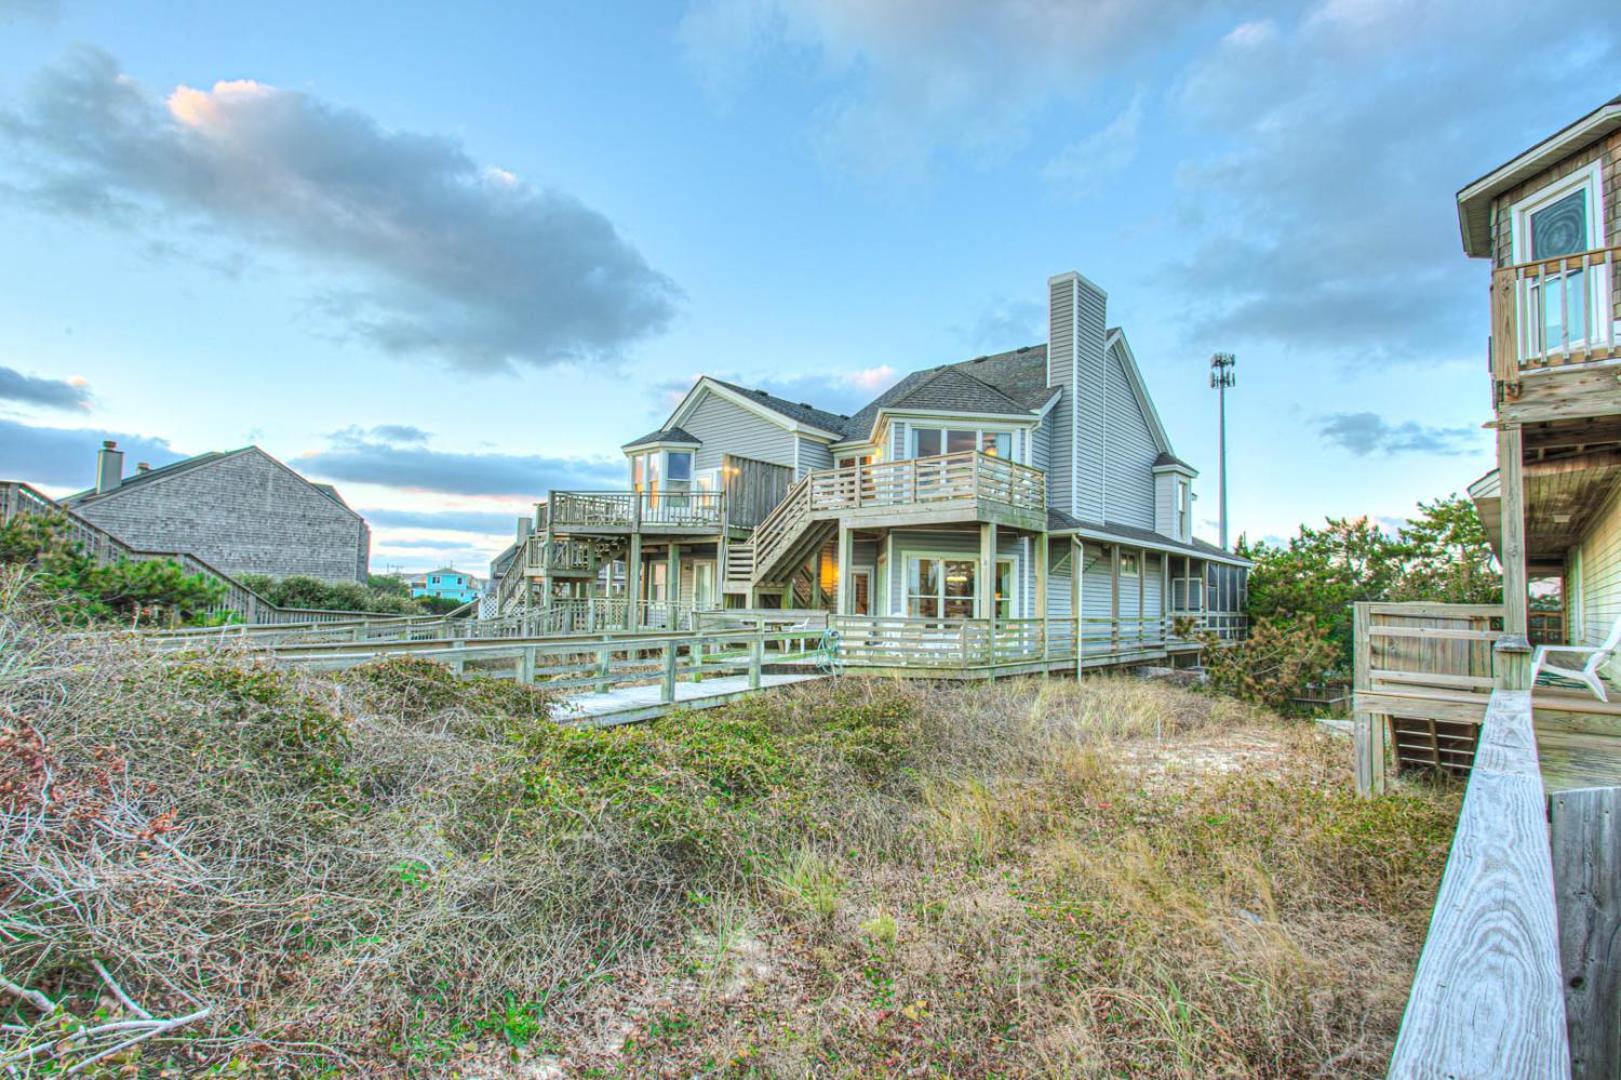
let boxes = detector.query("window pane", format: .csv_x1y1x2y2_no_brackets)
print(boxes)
943,560,975,598
646,454,660,483
632,455,644,487
980,432,1011,458
943,595,974,618
1531,190,1588,260
914,428,943,457
915,596,940,618
666,452,692,481
946,429,976,454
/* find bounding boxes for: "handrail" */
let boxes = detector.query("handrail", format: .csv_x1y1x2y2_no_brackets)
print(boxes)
1387,690,1570,1076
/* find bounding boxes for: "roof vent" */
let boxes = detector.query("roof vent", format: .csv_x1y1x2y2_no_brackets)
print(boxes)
798,401,813,409
136,462,151,473
753,388,768,397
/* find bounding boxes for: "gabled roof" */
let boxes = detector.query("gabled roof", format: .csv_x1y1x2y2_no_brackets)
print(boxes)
1105,328,1174,457
63,446,361,520
1457,94,1621,257
622,425,701,450
706,379,851,436
840,345,1056,443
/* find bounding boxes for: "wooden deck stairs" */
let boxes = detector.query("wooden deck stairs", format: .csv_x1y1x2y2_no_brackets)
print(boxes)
736,474,836,588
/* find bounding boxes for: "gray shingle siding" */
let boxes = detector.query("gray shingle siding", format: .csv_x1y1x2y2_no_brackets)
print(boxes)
70,448,368,583
684,391,797,474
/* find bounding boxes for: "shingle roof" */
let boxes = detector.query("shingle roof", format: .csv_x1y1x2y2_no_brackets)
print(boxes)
62,449,232,505
1153,451,1196,472
948,344,1057,411
841,344,1055,442
709,379,851,435
622,426,701,450
1046,510,1251,566
63,446,356,516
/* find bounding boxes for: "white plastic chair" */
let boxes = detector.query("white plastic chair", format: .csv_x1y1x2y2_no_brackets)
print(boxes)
1531,616,1621,702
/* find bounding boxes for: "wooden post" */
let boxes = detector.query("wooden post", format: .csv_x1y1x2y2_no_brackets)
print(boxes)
692,635,704,683
667,542,681,630
979,522,997,622
1552,784,1621,1079
1496,422,1533,690
595,643,611,693
836,521,854,615
1072,537,1084,678
748,632,763,690
1110,544,1121,658
1160,551,1170,641
626,533,642,631
660,641,677,704
1137,547,1147,650
1352,601,1387,796
1035,532,1049,670
519,645,535,685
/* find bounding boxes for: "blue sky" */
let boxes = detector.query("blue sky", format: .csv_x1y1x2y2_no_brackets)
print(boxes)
0,0,1615,573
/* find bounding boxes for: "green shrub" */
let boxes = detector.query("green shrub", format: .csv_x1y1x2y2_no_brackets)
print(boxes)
1201,615,1339,712
0,514,224,625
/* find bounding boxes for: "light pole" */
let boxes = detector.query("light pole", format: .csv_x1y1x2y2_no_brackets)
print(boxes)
1209,353,1235,549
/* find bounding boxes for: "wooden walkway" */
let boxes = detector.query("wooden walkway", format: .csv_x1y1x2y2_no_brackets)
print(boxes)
558,672,828,726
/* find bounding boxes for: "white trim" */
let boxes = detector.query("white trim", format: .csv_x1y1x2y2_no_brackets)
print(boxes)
906,422,1020,461
899,550,1020,619
1509,161,1604,262
1457,101,1621,255
1105,328,1174,456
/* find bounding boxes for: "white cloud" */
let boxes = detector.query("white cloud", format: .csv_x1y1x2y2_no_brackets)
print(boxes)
0,48,680,373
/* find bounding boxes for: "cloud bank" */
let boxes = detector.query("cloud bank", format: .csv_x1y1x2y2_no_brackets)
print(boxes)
0,48,680,372
0,418,181,488
1319,412,1479,457
299,426,623,498
0,365,90,410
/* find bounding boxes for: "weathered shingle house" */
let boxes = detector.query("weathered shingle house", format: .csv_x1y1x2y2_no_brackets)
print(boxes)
495,268,1248,670
64,442,370,584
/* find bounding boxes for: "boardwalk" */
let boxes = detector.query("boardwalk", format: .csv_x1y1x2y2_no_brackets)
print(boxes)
558,672,828,726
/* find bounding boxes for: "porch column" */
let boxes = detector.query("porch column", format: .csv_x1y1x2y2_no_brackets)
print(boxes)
979,522,997,623
540,523,555,614
1035,532,1049,666
1072,537,1084,676
836,522,854,615
626,532,642,630
668,542,681,628
1110,544,1121,657
1496,422,1532,690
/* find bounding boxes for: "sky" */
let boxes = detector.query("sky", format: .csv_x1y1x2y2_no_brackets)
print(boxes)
0,0,1616,574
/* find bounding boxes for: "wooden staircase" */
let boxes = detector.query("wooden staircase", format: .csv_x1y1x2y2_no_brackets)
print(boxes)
742,474,837,587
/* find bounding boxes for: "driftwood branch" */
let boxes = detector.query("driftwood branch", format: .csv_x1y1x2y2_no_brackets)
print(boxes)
0,977,56,1016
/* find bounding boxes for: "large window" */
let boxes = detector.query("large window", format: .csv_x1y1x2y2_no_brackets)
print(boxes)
911,426,1013,460
904,556,1016,618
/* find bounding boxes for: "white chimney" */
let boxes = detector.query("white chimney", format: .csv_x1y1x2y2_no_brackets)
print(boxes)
96,441,124,494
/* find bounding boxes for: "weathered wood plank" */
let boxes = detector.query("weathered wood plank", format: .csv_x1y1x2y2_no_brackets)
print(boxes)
1551,785,1621,1080
1388,689,1569,1079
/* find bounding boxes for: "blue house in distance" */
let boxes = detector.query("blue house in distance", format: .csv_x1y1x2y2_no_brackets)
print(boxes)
411,567,481,604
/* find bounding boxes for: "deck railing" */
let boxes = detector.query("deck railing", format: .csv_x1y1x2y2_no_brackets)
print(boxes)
1352,601,1504,702
1493,242,1620,384
547,490,726,531
807,451,1046,515
831,614,1051,668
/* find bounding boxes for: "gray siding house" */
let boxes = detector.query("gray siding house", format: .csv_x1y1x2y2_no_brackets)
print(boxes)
499,268,1249,668
64,443,370,584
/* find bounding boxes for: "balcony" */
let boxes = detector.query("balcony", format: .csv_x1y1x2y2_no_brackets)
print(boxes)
544,490,727,534
806,450,1046,528
1491,243,1621,422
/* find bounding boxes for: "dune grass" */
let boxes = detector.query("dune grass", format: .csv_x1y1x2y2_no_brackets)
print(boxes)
0,583,1458,1076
